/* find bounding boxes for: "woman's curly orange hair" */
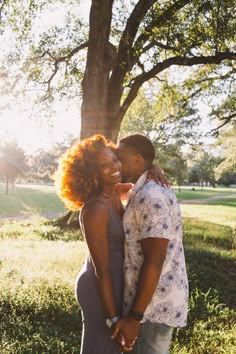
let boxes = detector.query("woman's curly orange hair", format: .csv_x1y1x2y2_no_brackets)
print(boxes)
54,134,115,210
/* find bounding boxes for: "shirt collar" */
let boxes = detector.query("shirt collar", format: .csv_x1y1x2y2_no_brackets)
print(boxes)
126,171,149,204
132,170,149,193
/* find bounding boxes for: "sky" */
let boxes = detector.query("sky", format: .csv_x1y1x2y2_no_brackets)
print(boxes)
0,1,216,154
0,0,89,153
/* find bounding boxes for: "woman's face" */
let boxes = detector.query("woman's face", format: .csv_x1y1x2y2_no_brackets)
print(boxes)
95,147,122,186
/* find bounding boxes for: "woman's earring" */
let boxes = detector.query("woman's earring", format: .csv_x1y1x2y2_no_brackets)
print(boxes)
94,177,98,187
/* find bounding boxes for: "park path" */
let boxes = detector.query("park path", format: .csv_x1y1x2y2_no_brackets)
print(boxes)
179,193,236,204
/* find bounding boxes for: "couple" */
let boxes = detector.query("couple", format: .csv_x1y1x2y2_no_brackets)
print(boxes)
55,133,188,354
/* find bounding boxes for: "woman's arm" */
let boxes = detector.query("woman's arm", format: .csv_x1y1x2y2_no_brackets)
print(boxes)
81,200,118,318
114,165,170,202
147,164,171,187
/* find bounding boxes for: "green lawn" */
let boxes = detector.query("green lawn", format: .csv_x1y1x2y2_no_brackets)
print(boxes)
173,185,236,200
0,183,235,353
1,182,236,217
0,183,66,217
181,200,236,229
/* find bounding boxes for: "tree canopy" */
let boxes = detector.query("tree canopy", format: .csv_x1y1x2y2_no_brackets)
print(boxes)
1,0,235,139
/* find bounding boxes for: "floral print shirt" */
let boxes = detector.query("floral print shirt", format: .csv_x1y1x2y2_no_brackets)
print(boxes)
122,171,189,327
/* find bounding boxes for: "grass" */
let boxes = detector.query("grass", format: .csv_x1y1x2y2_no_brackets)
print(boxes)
181,200,236,229
1,183,236,217
0,183,66,217
170,215,236,354
0,220,85,353
173,185,236,200
0,184,236,353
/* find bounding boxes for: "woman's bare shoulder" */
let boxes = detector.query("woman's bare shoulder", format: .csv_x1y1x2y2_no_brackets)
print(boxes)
81,198,109,222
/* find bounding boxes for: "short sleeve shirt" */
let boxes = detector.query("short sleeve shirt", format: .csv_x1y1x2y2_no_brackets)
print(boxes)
122,172,189,328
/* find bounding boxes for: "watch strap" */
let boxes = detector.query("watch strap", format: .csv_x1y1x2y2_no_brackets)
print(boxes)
129,310,144,321
106,315,120,328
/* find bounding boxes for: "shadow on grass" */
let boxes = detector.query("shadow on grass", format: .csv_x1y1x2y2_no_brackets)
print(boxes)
1,302,82,351
170,246,236,353
185,247,236,308
0,282,82,353
205,198,236,207
183,218,235,250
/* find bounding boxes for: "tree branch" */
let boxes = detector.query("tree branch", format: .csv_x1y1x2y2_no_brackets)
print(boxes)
109,0,158,88
34,42,88,63
119,52,236,122
207,113,236,136
187,67,236,86
109,0,191,101
142,40,178,54
34,42,88,91
133,0,191,55
117,0,157,61
0,0,7,19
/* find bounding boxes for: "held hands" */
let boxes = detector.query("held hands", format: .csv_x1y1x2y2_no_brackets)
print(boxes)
113,331,135,353
147,165,171,187
111,316,140,352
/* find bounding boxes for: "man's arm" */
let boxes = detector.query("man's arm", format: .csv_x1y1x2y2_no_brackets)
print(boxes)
112,237,169,344
131,237,169,313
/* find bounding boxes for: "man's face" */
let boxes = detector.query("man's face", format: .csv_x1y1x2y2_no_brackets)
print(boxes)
116,143,140,183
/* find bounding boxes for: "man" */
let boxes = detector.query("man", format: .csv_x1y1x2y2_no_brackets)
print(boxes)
112,134,188,354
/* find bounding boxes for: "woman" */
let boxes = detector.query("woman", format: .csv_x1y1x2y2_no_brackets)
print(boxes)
55,134,167,354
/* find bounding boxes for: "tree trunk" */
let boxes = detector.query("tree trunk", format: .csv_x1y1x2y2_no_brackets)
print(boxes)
52,210,81,229
6,176,9,195
80,0,121,140
178,176,181,193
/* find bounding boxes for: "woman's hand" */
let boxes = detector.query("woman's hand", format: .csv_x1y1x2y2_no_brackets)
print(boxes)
147,165,170,187
115,183,133,201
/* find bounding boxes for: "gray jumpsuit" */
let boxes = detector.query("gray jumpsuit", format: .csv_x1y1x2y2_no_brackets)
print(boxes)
75,200,124,354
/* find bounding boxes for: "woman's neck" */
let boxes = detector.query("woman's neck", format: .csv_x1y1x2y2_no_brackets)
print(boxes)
102,185,117,196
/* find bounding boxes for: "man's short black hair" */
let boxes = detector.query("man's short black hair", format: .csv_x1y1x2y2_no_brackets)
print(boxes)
119,133,155,163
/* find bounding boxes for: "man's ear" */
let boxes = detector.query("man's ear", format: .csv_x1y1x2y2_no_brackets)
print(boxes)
135,153,144,166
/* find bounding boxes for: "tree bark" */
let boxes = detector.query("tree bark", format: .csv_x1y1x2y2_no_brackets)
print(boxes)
80,0,118,140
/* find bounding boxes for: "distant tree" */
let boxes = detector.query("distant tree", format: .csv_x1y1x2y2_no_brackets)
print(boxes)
0,141,27,194
188,165,200,185
189,151,221,187
165,153,188,192
217,171,236,187
215,125,236,180
27,142,69,183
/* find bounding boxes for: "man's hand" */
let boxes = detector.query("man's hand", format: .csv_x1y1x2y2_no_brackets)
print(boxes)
113,330,135,352
111,316,140,349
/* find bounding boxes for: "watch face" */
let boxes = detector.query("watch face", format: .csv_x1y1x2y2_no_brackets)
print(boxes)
106,319,112,328
106,316,120,328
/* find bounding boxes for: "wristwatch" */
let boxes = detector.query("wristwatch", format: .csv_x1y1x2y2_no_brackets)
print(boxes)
105,315,120,328
129,310,144,321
